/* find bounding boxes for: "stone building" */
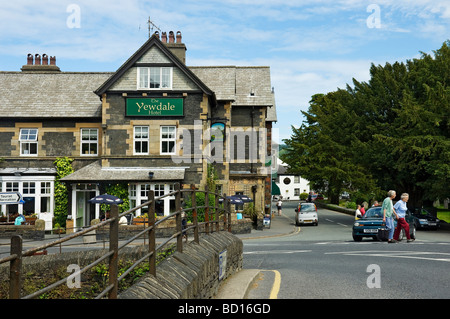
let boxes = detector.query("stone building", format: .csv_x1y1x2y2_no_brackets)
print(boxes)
0,31,277,229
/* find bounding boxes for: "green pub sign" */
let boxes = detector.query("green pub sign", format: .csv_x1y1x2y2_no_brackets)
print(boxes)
126,98,183,116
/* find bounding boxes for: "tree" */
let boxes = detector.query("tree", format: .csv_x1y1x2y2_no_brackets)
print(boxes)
282,91,378,204
283,41,450,207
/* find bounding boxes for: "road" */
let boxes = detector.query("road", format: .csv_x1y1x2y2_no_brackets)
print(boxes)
244,201,450,299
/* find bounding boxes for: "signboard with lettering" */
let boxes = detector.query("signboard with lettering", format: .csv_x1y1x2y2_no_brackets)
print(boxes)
126,98,184,116
0,192,24,205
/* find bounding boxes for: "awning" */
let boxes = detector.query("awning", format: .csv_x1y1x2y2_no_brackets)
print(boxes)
60,161,186,182
271,181,281,195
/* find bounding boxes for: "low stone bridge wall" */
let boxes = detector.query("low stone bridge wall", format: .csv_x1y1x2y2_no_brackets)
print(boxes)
119,231,243,299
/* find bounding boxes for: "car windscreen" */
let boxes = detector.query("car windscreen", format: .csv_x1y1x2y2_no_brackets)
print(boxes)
363,207,382,219
300,205,316,212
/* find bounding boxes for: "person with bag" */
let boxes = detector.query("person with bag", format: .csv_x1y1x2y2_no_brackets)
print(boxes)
382,190,399,243
393,193,414,242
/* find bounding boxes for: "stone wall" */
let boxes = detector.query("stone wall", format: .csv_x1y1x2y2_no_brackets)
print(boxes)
119,231,243,299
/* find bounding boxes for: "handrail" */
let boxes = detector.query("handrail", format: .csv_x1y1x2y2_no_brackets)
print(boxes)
0,183,233,299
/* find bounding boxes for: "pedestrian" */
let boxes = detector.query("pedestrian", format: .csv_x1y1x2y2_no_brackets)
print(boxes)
276,199,282,215
382,190,399,243
393,193,414,242
360,203,366,216
355,205,362,219
372,201,379,207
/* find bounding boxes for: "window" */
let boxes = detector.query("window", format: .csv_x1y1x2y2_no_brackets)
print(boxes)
134,126,149,155
81,128,98,156
40,182,52,213
154,184,165,197
138,67,172,89
161,126,176,155
19,128,38,156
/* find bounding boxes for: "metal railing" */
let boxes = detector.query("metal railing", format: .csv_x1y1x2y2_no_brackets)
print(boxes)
0,183,233,299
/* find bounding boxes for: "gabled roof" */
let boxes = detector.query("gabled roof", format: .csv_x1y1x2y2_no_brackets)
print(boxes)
94,34,215,102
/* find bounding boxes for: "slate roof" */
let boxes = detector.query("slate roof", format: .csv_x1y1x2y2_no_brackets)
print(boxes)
60,160,186,182
0,71,111,118
189,66,277,121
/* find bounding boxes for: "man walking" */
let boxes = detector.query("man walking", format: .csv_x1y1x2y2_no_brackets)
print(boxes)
382,190,398,243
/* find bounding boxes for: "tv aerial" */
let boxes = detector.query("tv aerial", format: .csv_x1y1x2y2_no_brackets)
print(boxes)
147,16,161,38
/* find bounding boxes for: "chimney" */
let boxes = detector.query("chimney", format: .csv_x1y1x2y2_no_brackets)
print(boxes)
168,31,175,43
27,54,33,65
21,53,61,72
163,31,187,64
42,54,48,65
34,54,41,65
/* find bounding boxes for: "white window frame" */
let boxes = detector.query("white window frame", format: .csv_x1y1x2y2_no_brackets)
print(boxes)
134,126,149,155
80,128,98,156
137,67,173,90
19,128,38,156
0,179,54,218
160,126,176,155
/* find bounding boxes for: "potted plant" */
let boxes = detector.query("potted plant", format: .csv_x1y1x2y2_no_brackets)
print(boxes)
53,222,65,234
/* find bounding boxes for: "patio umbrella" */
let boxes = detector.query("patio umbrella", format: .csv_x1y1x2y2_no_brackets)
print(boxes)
88,194,124,205
222,195,244,204
236,194,253,203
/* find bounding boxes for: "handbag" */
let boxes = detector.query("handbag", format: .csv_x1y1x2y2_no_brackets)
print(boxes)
377,223,389,241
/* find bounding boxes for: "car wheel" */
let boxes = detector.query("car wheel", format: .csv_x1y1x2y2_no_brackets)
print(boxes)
410,226,416,239
353,234,362,242
398,229,404,241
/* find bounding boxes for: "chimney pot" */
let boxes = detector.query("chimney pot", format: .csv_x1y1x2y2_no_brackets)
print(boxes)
34,54,41,65
42,54,48,65
27,54,33,65
50,56,56,65
162,31,167,43
169,31,175,43
176,31,182,43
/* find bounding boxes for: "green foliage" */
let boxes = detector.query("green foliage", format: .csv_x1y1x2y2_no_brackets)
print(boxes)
184,191,217,223
282,41,450,207
53,157,74,227
102,183,130,214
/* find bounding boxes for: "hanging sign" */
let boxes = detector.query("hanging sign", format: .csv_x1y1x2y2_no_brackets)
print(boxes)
126,98,184,116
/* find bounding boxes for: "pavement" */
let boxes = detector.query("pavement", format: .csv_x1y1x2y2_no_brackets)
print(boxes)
215,213,297,299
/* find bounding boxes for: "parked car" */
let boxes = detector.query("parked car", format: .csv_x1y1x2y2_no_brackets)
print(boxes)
295,202,318,226
352,207,416,241
412,208,440,230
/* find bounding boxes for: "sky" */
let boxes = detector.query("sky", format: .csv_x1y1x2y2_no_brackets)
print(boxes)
1,0,450,143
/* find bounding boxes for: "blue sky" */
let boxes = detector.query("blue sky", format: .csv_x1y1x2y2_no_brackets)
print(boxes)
1,0,450,142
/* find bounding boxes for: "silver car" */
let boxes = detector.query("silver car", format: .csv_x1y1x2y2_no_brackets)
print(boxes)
295,202,319,226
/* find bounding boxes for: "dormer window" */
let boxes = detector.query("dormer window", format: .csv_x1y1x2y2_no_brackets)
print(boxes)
138,67,172,89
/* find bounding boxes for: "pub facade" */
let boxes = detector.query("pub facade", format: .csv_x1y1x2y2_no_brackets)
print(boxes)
0,31,277,229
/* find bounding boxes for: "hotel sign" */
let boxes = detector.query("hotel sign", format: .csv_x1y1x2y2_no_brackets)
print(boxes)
126,98,183,116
